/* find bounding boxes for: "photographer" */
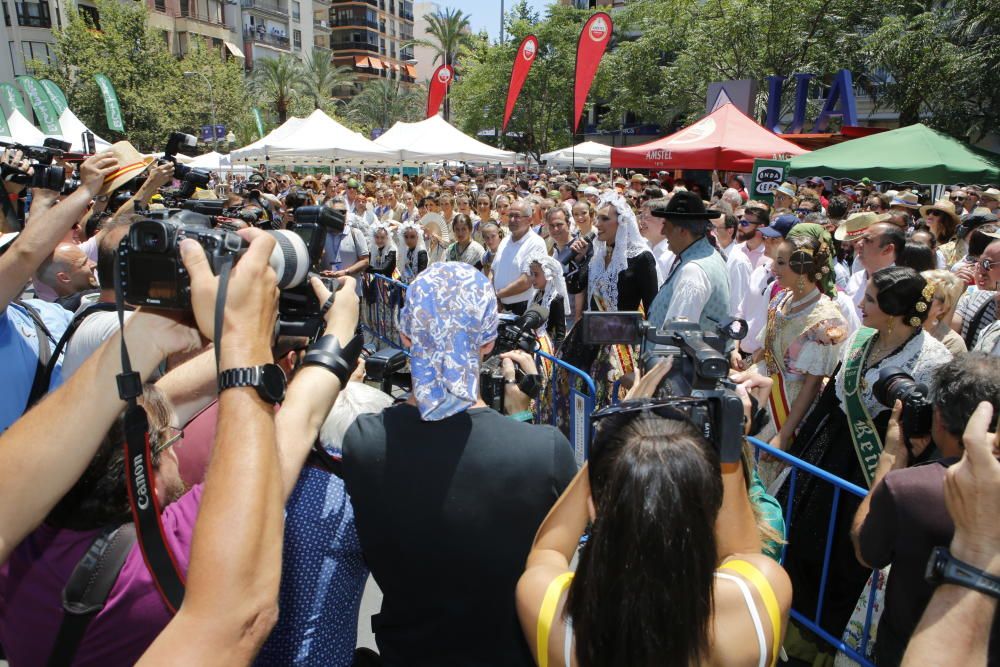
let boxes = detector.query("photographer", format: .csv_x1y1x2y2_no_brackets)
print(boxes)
339,263,576,666
516,360,792,667
851,352,1000,666
0,150,119,431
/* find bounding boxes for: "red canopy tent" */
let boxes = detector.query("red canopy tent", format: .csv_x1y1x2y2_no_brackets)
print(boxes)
610,103,809,171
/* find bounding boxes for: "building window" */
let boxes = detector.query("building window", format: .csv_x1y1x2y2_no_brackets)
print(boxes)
77,3,98,28
291,0,299,21
2,2,10,26
16,1,51,28
21,40,53,69
293,28,301,49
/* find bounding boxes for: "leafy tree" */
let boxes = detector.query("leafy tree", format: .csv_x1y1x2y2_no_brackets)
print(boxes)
346,78,423,135
178,37,254,149
450,4,611,162
32,0,180,150
299,49,356,110
249,55,306,123
404,7,475,119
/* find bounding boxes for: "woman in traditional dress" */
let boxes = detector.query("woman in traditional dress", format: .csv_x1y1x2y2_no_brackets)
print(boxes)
480,221,504,280
776,266,951,660
758,224,848,456
563,192,657,407
397,221,428,286
362,221,400,345
420,213,450,266
445,214,486,270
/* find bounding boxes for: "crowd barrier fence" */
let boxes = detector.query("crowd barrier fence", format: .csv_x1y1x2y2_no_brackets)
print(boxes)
360,272,875,664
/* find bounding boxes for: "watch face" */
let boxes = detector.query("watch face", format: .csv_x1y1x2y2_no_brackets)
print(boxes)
259,364,287,403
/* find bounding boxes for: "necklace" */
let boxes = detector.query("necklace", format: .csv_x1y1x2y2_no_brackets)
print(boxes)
785,288,821,315
860,328,921,390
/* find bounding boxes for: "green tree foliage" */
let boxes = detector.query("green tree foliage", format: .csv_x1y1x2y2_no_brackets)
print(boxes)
33,0,252,151
249,54,307,124
300,48,356,111
346,78,424,135
404,7,475,69
450,3,611,162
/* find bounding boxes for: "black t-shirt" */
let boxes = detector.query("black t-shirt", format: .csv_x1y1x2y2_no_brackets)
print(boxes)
342,404,577,667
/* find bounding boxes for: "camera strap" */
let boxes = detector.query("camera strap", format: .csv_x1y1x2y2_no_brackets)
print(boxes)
114,266,186,614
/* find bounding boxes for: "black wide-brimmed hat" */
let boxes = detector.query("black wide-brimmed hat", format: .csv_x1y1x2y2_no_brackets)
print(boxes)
650,190,713,221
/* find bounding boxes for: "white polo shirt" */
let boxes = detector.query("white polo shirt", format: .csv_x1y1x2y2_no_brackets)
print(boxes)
491,229,548,305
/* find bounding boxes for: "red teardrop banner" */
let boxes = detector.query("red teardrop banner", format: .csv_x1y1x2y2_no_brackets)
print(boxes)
426,64,454,119
502,35,538,132
572,12,612,133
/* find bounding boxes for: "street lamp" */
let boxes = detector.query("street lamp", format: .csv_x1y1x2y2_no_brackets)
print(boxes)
184,71,218,151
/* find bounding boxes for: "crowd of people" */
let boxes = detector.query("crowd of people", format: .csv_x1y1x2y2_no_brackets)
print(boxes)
0,139,997,667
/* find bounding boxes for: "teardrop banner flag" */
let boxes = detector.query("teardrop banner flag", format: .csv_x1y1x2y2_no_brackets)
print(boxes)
0,83,28,119
502,35,538,132
94,73,125,133
252,107,265,139
16,76,61,135
39,79,68,115
0,109,9,138
572,12,612,133
426,64,454,119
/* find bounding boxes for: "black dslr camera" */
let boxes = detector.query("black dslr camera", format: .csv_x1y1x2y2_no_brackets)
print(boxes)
873,367,933,440
159,132,211,201
0,138,71,191
582,312,749,462
479,305,548,413
117,210,311,310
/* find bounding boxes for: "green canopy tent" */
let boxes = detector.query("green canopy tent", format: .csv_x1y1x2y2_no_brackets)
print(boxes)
786,123,1000,184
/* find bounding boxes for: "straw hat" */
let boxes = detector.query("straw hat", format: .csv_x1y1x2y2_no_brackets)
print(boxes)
100,141,155,196
919,199,962,227
774,182,796,199
890,192,920,209
834,211,879,242
981,187,1000,202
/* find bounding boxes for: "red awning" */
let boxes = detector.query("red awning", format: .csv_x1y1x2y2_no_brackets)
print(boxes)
610,103,809,172
353,55,370,67
404,64,417,78
368,57,383,70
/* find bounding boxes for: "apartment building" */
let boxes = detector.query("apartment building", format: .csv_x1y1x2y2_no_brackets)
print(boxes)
0,0,82,82
329,0,416,99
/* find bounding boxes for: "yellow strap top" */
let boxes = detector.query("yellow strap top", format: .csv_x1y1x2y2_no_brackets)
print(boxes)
719,559,783,667
536,572,574,667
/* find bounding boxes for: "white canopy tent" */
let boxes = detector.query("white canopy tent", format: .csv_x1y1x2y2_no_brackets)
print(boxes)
262,109,396,165
2,109,46,145
57,109,111,152
187,151,255,174
229,116,305,163
374,115,517,165
540,140,611,170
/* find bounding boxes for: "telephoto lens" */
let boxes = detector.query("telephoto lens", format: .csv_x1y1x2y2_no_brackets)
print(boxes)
266,230,311,289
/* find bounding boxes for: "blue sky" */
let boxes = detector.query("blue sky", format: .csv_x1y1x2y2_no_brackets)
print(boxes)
439,0,552,42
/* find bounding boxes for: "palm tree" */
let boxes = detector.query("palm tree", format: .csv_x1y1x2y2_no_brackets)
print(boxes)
346,78,423,133
249,55,306,123
403,7,475,120
300,48,356,109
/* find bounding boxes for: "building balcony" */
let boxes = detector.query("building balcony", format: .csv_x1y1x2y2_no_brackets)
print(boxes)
331,40,377,52
331,0,377,6
399,9,412,21
313,37,330,50
313,18,331,31
331,17,378,29
240,0,288,19
245,27,290,50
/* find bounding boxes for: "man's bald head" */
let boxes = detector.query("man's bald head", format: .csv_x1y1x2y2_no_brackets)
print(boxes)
37,243,96,296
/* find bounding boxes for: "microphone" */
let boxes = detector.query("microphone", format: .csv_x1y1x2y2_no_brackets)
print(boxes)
515,304,549,334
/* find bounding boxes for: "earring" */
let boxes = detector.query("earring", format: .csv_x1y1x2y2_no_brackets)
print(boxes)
796,275,805,292
886,318,894,337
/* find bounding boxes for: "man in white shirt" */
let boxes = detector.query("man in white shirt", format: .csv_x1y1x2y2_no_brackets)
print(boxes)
844,218,902,317
710,210,738,260
492,199,548,315
726,206,772,315
638,198,673,286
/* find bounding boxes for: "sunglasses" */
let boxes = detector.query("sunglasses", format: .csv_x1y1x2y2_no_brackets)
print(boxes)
951,197,965,202
979,258,996,272
739,218,759,227
795,208,813,215
153,427,184,456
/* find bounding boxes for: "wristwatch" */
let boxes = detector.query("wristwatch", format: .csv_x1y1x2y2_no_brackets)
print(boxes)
924,546,1000,599
218,364,287,404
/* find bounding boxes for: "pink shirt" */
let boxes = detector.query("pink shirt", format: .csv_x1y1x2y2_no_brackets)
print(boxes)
0,485,203,666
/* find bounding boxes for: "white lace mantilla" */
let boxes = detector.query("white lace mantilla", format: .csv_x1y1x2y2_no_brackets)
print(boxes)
834,329,953,417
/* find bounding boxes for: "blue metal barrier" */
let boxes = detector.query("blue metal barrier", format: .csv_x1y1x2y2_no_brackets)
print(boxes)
748,436,877,666
361,273,409,353
534,350,596,466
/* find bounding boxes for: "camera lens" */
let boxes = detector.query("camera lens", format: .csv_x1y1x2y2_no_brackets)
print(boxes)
873,367,919,407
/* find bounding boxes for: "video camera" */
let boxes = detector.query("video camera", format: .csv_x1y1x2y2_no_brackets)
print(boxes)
117,209,341,338
873,367,932,441
479,305,548,413
0,138,72,192
159,132,212,200
582,312,750,463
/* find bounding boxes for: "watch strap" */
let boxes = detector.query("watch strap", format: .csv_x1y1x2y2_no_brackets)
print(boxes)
218,366,261,392
302,334,364,386
926,546,1000,599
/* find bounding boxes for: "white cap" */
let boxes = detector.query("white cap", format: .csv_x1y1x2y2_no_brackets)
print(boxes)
583,186,599,196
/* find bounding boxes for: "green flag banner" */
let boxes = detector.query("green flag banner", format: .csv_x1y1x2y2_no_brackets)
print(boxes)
749,158,790,205
16,76,61,135
39,79,68,115
94,73,124,133
252,107,265,139
0,83,29,120
0,109,10,138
